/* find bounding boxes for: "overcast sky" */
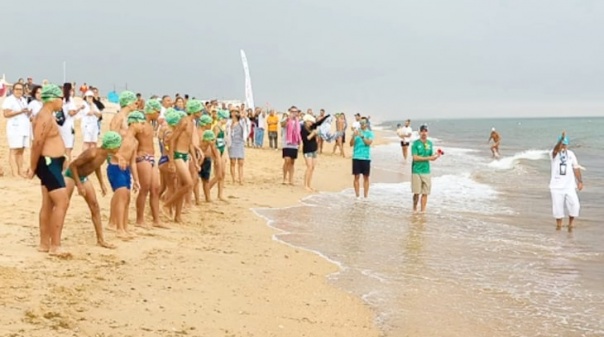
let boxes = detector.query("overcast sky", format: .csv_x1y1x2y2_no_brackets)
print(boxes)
2,0,603,120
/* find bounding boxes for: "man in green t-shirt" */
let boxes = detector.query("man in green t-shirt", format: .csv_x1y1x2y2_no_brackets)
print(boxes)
411,124,440,212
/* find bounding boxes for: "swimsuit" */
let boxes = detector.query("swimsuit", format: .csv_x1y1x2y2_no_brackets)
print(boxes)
64,167,88,183
216,128,225,155
158,155,169,166
106,157,131,191
198,157,212,180
36,156,66,192
174,151,189,161
136,154,156,167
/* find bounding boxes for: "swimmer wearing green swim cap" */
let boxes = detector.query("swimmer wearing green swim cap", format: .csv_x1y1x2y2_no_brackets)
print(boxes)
63,131,124,249
110,90,139,137
135,101,166,228
27,83,70,257
199,129,223,203
163,101,200,223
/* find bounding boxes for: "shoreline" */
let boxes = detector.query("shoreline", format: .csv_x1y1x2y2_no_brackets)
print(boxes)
0,110,386,336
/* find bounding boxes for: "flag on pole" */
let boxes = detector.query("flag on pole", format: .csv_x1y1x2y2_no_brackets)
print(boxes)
240,49,255,109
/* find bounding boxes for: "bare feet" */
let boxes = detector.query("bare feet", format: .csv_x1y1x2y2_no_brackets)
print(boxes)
135,222,152,230
116,230,132,241
97,240,116,249
218,197,229,202
48,247,73,259
174,216,183,223
153,222,171,229
106,223,117,232
37,244,50,253
161,204,173,218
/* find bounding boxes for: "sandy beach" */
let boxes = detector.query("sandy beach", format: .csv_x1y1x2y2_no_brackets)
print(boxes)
0,103,384,337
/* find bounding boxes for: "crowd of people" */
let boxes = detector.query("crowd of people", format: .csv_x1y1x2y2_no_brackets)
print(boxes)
1,80,378,257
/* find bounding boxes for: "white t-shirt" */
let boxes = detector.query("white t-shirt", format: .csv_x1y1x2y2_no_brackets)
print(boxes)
257,113,266,129
549,150,580,190
159,106,166,119
80,101,99,128
28,100,43,117
352,120,361,131
2,95,30,136
61,99,78,131
397,126,413,142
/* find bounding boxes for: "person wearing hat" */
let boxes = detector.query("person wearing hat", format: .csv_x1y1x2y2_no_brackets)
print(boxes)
27,84,70,257
488,127,501,159
110,91,139,138
411,124,440,213
63,131,123,249
550,131,583,231
80,90,102,151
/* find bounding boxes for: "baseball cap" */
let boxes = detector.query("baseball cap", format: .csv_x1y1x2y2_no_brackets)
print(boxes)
419,124,428,132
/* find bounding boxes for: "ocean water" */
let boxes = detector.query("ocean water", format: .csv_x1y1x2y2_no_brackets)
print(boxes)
255,117,604,337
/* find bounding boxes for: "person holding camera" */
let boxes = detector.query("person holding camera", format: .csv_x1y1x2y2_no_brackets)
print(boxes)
350,116,374,199
549,131,583,231
411,124,441,213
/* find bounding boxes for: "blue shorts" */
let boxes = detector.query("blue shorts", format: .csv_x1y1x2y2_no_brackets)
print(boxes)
107,163,131,191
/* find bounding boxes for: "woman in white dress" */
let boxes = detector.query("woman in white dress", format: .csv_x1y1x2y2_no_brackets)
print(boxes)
27,85,43,118
80,90,102,150
1,82,31,177
58,82,84,165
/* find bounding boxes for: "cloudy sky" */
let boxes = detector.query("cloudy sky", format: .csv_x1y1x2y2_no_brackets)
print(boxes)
2,0,603,120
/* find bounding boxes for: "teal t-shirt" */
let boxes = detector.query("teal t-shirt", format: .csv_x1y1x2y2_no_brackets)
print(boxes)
352,129,374,160
411,139,433,174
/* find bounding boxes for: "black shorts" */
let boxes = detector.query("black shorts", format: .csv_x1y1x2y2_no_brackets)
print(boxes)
352,159,371,176
282,148,298,159
36,156,66,192
198,157,212,180
401,141,410,147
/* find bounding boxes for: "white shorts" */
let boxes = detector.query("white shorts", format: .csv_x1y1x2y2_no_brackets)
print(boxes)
59,127,75,149
550,189,580,219
7,134,30,149
82,124,99,143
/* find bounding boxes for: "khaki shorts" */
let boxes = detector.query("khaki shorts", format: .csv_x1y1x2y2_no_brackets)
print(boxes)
411,174,431,195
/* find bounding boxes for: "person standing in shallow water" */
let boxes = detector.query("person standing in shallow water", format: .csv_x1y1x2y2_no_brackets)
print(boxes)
350,116,374,198
549,131,583,231
26,84,71,258
411,124,440,213
488,127,501,158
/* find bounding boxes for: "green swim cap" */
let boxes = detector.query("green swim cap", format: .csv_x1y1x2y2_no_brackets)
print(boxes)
186,99,203,115
119,91,137,108
101,131,122,150
198,114,213,127
217,109,229,120
127,111,146,125
40,84,63,103
178,110,187,119
144,99,162,114
165,108,183,127
202,130,216,142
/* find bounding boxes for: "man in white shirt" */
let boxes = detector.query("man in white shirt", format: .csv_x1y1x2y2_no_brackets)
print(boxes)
351,113,361,131
396,119,413,162
549,131,583,231
255,108,266,148
2,82,31,177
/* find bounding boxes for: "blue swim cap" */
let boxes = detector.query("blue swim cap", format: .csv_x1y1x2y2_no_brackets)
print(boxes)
558,136,569,145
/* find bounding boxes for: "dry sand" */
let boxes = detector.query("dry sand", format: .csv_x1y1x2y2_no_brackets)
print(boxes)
0,102,384,337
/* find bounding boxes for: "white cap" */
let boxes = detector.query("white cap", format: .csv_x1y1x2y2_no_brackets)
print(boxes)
491,127,496,131
84,90,94,97
303,114,316,123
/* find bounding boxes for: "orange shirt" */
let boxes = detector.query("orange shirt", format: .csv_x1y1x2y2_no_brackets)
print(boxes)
267,114,279,132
